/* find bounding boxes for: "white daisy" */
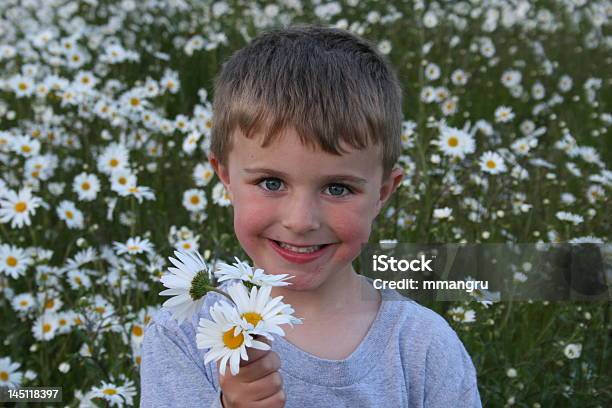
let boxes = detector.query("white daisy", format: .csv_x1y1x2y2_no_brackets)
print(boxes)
38,291,63,313
0,244,33,279
555,211,584,225
424,63,441,81
11,135,41,158
73,172,100,201
159,250,214,323
227,283,301,337
563,343,582,359
130,322,146,345
121,184,156,204
90,380,136,407
32,313,59,341
212,182,231,206
11,292,35,314
479,151,507,175
56,200,85,229
501,69,522,88
56,311,75,335
113,236,154,256
448,306,476,323
196,301,270,376
437,126,475,159
215,257,292,288
494,106,515,123
451,69,469,86
67,269,92,290
433,207,453,219
175,237,200,253
511,137,534,156
10,75,35,97
0,356,23,389
586,184,604,204
0,187,44,228
193,162,215,187
110,168,137,194
97,143,130,175
182,188,207,212
568,236,604,244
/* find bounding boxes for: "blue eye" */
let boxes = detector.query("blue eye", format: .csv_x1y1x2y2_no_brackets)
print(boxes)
258,178,283,191
326,184,352,197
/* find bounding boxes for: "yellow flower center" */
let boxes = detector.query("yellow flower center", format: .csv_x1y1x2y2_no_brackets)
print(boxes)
182,243,191,249
45,299,55,309
81,182,90,190
103,388,117,395
128,245,140,251
110,158,118,167
43,323,52,333
65,210,73,219
222,328,245,349
448,137,458,147
242,312,262,327
6,256,17,267
75,277,82,284
19,300,28,306
94,306,106,314
0,371,8,381
190,195,200,204
22,145,32,153
130,97,140,107
118,177,126,185
486,160,496,169
132,325,143,337
15,202,27,212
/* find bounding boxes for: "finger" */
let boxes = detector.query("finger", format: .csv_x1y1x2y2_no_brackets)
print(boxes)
244,371,283,402
251,389,286,408
238,350,281,383
240,335,272,367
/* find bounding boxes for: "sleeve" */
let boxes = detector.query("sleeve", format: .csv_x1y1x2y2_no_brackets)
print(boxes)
422,323,482,408
139,320,224,408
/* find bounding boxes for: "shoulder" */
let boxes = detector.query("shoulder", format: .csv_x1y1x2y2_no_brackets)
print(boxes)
379,290,480,405
381,289,478,384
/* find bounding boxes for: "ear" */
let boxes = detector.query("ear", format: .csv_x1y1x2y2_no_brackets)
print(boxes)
208,153,233,202
375,165,404,215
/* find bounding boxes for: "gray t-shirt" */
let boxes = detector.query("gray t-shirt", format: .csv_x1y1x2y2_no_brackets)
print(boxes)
140,280,481,407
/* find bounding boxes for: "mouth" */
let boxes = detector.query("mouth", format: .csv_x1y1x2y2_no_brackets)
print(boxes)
271,239,330,253
267,238,334,264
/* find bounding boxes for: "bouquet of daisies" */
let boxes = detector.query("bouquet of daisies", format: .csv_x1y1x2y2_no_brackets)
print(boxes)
158,250,302,375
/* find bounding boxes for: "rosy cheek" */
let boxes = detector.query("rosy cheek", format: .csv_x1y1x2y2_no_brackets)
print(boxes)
232,191,270,251
326,204,373,261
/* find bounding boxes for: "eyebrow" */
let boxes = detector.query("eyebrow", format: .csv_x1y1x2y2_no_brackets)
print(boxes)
243,167,368,185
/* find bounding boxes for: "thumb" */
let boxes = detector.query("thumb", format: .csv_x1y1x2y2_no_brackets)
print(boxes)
240,335,271,367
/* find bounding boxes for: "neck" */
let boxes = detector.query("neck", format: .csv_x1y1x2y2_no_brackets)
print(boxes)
269,266,371,321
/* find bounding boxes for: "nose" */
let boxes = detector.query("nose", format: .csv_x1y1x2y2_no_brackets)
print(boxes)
281,192,321,234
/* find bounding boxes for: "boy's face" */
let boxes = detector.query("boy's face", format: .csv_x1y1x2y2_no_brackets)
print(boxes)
210,127,403,291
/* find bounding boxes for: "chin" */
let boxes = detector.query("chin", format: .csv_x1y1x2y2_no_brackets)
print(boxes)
278,269,327,291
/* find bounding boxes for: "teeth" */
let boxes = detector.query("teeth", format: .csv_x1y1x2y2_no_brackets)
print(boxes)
277,241,323,253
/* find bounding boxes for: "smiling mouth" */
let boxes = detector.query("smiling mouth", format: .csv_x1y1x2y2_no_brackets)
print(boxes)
271,240,331,254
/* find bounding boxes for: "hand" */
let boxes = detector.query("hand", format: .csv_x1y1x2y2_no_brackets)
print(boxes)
219,337,285,408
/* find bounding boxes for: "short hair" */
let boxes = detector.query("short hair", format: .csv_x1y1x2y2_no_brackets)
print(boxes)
211,24,403,181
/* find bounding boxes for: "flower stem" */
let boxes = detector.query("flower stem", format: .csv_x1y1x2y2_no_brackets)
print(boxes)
206,286,233,303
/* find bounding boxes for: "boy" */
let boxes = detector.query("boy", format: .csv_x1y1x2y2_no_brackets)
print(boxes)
141,25,481,407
